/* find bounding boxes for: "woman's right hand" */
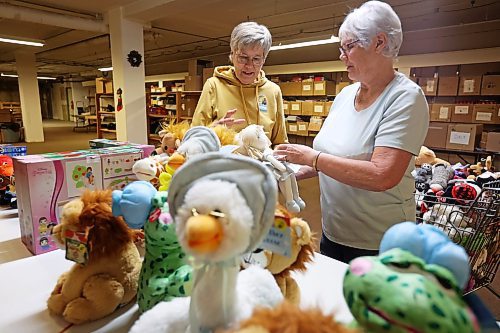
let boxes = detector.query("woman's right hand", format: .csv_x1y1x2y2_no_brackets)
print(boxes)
211,109,246,127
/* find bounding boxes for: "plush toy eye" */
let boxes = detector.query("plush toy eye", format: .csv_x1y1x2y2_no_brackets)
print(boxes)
390,261,411,269
435,276,453,290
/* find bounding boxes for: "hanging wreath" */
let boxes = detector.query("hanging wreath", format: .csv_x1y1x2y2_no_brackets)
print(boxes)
127,50,143,67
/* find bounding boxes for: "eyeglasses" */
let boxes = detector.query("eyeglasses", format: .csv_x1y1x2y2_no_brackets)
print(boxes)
234,53,265,66
339,39,360,56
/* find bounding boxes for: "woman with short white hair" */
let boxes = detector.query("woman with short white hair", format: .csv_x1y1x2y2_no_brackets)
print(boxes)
192,21,288,145
275,0,429,263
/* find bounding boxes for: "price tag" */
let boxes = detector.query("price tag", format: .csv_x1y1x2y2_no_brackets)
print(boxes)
259,209,291,257
314,105,323,113
439,107,449,119
426,80,434,92
65,229,89,265
463,79,475,93
454,106,469,114
476,112,492,122
449,131,470,145
314,83,324,90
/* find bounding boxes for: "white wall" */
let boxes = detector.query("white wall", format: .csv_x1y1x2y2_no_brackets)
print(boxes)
70,82,87,116
50,83,64,120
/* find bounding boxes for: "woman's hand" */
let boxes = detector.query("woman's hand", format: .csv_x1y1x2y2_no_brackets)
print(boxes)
211,109,246,127
274,144,318,167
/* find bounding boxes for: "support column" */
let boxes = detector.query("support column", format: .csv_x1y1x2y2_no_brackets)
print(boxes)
108,7,147,144
15,51,44,142
398,67,412,78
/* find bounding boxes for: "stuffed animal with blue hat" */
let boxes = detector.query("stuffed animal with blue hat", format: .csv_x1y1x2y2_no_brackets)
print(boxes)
112,181,193,313
343,222,480,333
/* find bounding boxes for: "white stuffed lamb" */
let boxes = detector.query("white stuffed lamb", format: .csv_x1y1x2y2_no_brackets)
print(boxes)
234,124,305,213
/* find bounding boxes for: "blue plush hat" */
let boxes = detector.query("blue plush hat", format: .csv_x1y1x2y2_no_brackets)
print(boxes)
112,181,157,229
379,222,470,289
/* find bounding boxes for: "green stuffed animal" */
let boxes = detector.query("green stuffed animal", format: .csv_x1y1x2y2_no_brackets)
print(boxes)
344,248,479,333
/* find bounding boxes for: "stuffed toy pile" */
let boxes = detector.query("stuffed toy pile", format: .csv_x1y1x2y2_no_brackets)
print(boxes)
343,222,480,333
47,189,141,324
130,152,283,333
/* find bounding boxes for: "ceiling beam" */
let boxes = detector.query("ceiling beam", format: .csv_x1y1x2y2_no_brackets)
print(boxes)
123,0,176,21
0,3,108,33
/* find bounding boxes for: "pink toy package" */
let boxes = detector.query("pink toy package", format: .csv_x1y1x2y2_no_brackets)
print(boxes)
13,147,143,255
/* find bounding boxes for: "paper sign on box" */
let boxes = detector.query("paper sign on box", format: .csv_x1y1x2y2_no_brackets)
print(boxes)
449,131,471,145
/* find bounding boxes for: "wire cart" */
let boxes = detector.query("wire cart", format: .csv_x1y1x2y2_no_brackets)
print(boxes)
415,180,499,295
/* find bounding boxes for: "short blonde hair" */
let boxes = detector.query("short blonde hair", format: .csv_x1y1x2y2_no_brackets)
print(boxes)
339,1,402,58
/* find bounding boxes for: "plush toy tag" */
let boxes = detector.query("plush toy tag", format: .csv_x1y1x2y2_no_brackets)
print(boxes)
259,209,292,257
149,208,161,223
65,229,89,265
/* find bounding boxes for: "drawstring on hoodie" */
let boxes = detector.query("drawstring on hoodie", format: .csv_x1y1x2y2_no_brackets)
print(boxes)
238,85,260,126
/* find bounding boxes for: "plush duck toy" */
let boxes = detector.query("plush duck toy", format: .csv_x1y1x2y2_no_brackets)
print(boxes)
130,152,283,333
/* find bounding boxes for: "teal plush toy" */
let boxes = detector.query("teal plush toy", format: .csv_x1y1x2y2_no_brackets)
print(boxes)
112,181,193,313
343,222,480,333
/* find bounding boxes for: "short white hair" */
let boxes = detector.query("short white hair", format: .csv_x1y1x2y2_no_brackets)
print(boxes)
229,21,272,58
339,0,402,58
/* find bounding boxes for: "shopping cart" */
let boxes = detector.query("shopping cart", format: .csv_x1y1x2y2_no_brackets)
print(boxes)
415,180,499,294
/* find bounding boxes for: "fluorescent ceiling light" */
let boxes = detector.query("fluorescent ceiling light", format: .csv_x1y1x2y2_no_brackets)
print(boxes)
270,35,340,51
98,67,113,72
0,35,44,47
1,73,56,80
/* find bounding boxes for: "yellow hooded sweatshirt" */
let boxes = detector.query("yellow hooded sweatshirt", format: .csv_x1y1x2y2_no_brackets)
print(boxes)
192,66,288,145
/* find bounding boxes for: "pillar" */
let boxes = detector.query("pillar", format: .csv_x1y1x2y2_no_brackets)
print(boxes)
15,51,44,142
108,7,147,144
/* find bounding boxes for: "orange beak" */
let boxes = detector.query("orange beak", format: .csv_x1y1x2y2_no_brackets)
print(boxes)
185,214,223,254
168,152,185,170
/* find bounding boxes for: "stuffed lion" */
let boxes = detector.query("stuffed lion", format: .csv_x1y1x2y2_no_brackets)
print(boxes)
47,190,141,324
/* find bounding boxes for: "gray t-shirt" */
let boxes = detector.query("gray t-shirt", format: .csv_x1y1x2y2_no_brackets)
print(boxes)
313,72,429,250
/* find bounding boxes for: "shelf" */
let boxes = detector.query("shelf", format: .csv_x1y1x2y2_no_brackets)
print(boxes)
99,111,115,115
148,134,161,141
100,129,116,133
148,113,174,118
179,116,193,120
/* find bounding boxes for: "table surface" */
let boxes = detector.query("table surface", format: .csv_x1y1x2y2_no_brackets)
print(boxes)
0,208,353,332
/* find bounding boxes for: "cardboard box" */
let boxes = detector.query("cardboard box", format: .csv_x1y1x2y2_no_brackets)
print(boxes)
458,76,482,96
418,77,438,96
184,75,203,91
480,132,500,152
301,101,314,116
312,102,324,116
287,122,298,134
308,116,323,132
446,124,483,151
282,101,290,115
13,147,145,255
481,75,500,95
89,139,155,156
296,121,309,136
472,104,498,124
182,96,199,117
424,122,448,148
0,109,11,122
323,101,333,117
437,76,459,96
105,81,114,94
279,82,302,96
313,81,336,96
430,104,452,122
202,68,214,85
289,101,302,116
450,104,473,123
336,82,350,95
188,59,213,77
301,82,314,96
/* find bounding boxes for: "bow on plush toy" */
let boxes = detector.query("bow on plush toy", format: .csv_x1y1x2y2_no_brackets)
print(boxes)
343,222,480,333
112,181,193,313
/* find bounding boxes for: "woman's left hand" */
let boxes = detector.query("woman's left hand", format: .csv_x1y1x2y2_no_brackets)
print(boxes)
274,144,318,167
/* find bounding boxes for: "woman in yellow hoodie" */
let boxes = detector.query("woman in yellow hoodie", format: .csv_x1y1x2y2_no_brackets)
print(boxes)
192,21,288,145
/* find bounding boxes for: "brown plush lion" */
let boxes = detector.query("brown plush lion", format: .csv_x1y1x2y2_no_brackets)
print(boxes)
227,301,357,333
47,189,141,324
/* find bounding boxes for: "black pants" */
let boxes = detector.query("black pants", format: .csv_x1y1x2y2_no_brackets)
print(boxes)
320,233,378,264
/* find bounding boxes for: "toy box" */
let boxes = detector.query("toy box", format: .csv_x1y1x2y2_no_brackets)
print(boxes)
13,147,144,255
89,138,155,156
0,144,27,156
